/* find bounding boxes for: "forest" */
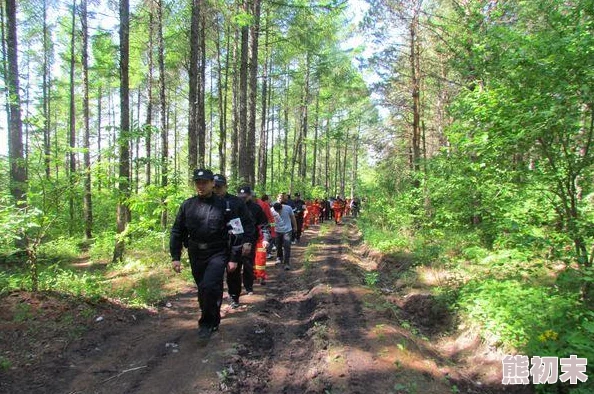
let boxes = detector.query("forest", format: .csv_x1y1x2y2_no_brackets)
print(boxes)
1,0,593,393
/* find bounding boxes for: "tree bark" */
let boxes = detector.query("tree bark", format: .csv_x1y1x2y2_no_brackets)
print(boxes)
231,26,239,181
97,86,102,191
410,6,421,178
5,0,26,205
216,22,230,174
145,6,154,186
198,6,206,167
188,0,200,172
257,12,269,190
42,0,51,179
246,0,261,186
81,0,92,240
238,0,250,183
68,0,77,235
113,0,131,263
158,0,168,228
300,53,310,180
311,90,319,187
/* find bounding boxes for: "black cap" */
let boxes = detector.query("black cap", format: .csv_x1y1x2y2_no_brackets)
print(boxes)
192,168,214,181
273,202,282,211
237,185,252,196
213,174,227,186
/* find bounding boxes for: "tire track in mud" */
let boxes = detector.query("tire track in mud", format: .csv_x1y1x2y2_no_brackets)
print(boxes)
228,221,402,393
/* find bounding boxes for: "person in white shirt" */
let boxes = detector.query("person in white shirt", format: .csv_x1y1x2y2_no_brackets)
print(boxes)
271,202,297,270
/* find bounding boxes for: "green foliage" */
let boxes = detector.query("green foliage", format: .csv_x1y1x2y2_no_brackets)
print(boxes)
38,266,105,300
457,279,576,349
0,356,11,370
38,237,81,263
364,271,379,287
89,231,116,262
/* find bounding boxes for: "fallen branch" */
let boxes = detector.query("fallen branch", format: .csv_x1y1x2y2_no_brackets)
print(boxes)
102,366,147,383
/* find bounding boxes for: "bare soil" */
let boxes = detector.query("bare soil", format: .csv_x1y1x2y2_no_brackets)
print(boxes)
0,218,532,394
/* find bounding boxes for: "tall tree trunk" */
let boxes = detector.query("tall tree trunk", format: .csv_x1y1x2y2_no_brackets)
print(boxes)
68,0,77,235
24,42,30,182
42,0,51,179
188,0,200,172
209,64,213,168
237,0,250,183
246,0,261,186
257,12,269,190
410,7,421,176
113,0,131,263
351,122,360,199
311,90,319,186
198,7,206,167
97,86,102,191
145,7,154,186
300,53,310,180
158,0,168,229
325,119,330,196
216,22,229,174
341,130,348,197
283,70,289,178
266,83,274,191
134,89,140,194
230,27,239,180
5,0,26,205
81,0,92,240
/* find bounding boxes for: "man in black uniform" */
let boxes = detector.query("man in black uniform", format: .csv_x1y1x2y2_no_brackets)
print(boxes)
170,169,247,340
212,174,256,308
237,185,271,287
292,192,306,244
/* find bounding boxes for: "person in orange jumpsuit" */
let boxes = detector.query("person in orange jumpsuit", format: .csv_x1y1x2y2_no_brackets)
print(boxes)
303,199,313,230
332,196,345,224
255,194,275,284
311,199,322,225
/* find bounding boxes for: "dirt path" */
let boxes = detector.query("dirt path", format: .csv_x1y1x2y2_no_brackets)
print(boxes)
1,219,530,394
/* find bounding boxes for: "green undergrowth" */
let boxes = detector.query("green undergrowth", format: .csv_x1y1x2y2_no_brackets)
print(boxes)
0,231,193,308
358,211,594,393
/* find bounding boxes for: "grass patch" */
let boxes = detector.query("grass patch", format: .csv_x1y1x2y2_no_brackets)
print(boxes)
0,233,193,308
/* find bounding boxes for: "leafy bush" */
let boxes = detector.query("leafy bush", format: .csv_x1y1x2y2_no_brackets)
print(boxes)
457,279,576,349
89,231,116,262
38,237,81,262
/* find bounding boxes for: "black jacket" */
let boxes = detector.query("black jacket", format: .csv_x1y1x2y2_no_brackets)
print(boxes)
222,193,257,244
169,193,252,263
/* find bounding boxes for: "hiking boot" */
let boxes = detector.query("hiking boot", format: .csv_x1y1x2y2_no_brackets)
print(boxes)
230,300,240,309
275,259,282,266
283,264,291,271
246,290,254,295
198,326,213,340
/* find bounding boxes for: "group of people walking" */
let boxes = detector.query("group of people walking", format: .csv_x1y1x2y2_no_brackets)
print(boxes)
169,168,361,341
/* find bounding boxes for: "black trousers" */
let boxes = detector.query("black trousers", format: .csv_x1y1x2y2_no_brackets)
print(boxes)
227,247,255,300
294,214,304,240
188,247,228,329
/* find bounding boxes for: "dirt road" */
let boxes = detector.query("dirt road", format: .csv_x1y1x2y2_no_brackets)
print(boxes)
1,219,529,394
